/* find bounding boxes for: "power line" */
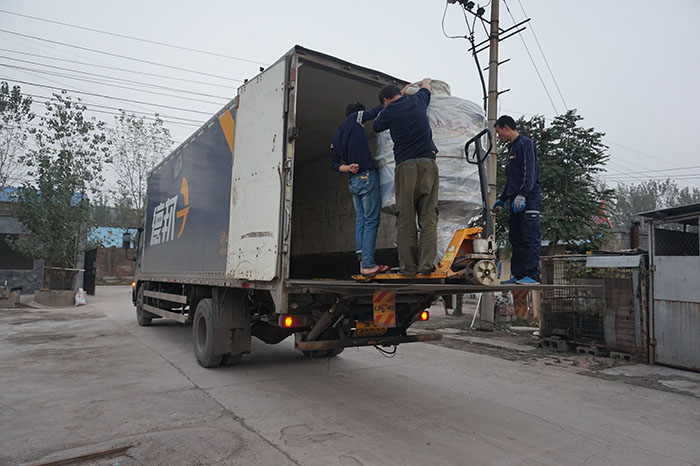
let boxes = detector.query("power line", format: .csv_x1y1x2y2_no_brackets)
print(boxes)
6,67,211,132
7,67,184,123
502,0,559,115
0,9,268,66
29,97,201,128
1,77,214,115
515,0,568,110
0,47,239,89
24,92,204,124
605,174,700,182
1,63,227,105
0,55,232,99
605,165,700,177
0,29,242,82
499,107,685,172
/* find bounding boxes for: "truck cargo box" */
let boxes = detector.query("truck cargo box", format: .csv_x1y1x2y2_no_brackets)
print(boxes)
140,46,405,285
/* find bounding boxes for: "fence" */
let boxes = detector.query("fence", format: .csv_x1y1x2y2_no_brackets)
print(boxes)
541,255,648,359
647,212,700,370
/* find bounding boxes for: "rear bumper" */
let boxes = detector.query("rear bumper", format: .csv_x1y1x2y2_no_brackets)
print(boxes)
295,332,442,351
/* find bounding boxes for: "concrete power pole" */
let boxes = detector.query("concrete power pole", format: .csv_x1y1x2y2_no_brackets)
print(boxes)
480,0,500,328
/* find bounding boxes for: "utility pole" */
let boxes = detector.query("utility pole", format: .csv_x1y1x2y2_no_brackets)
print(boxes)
479,0,500,328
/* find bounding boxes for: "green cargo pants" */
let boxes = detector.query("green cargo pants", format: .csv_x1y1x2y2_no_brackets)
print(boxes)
395,158,439,275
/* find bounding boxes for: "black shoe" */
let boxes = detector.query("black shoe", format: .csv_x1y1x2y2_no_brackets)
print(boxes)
418,266,436,276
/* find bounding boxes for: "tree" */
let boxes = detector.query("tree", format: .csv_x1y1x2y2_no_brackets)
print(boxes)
613,179,700,227
492,110,614,251
0,81,34,187
110,111,173,213
11,91,110,289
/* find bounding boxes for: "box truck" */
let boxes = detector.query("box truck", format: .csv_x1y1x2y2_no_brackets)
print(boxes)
130,46,502,367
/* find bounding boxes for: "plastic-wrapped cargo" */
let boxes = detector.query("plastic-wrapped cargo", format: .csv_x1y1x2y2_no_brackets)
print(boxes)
374,80,486,263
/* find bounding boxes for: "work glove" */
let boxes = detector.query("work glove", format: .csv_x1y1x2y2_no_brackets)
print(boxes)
492,199,505,213
512,195,526,213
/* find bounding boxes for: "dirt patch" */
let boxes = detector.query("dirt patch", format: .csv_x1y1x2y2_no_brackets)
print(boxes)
428,333,539,362
4,332,78,345
585,371,700,398
0,310,104,325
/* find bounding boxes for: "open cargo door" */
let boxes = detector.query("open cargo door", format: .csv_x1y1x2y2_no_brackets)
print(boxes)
227,59,287,281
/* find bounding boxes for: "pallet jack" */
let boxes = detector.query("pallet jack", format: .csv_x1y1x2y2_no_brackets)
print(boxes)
353,128,499,285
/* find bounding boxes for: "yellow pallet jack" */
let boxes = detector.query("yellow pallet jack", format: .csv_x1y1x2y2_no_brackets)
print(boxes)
354,128,498,285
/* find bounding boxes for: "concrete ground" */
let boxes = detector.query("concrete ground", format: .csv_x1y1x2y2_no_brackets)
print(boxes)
1,287,699,466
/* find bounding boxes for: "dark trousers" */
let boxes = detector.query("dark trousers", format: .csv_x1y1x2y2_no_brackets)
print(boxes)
508,211,541,281
395,158,439,274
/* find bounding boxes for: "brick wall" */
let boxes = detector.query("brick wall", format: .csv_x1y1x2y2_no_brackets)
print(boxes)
96,247,135,279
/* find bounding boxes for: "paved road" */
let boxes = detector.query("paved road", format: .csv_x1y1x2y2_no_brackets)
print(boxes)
1,286,699,466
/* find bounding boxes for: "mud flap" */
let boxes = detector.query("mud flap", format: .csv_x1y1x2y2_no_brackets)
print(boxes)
212,288,251,356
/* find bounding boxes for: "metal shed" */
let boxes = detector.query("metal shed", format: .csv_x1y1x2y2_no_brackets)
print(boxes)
640,202,700,371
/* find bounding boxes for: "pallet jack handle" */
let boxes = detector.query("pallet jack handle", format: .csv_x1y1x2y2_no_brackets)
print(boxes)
464,128,495,239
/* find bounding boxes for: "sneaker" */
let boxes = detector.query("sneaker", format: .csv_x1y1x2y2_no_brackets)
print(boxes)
516,276,540,285
501,277,519,284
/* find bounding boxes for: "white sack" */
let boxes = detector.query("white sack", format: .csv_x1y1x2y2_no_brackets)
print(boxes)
374,81,487,263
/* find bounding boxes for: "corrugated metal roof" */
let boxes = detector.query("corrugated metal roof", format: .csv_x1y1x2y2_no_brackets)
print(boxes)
638,202,700,221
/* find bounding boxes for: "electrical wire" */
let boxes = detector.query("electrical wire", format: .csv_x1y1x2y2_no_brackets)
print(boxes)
516,0,568,109
1,77,214,116
0,29,242,82
1,63,227,105
25,93,203,126
24,92,203,123
0,55,232,99
605,165,700,177
502,0,558,114
0,48,239,89
5,67,203,130
441,1,468,39
5,65,214,134
0,9,268,66
374,345,397,358
460,3,489,111
29,97,201,128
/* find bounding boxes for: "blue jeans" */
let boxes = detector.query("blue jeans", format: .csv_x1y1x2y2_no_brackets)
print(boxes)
349,169,380,268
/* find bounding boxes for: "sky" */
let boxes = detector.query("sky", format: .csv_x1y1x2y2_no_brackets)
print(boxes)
1,0,699,190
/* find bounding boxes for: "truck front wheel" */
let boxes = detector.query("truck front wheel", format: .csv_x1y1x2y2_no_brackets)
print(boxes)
136,286,153,327
192,298,223,368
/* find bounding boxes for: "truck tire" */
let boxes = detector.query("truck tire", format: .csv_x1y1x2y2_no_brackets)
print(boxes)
192,298,223,368
136,286,152,327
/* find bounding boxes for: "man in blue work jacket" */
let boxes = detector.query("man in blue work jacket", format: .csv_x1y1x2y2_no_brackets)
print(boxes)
373,79,439,276
492,115,542,284
330,102,389,278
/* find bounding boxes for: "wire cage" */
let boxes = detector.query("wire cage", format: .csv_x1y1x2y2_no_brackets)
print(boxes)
652,218,699,256
540,255,648,357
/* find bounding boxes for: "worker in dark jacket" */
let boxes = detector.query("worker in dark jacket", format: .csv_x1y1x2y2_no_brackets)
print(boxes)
373,79,439,276
492,115,541,284
330,102,389,277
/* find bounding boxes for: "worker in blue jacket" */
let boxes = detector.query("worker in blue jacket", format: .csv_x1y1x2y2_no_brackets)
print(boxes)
492,115,542,284
330,102,389,277
373,79,439,276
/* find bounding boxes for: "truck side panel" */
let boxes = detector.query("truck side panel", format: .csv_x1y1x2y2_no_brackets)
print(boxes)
142,105,237,277
226,59,287,281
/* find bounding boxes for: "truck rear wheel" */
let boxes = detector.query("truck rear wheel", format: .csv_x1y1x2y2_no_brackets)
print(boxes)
192,299,223,367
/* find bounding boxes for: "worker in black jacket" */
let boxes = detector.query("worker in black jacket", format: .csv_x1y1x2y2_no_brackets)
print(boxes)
492,115,541,284
330,102,389,277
